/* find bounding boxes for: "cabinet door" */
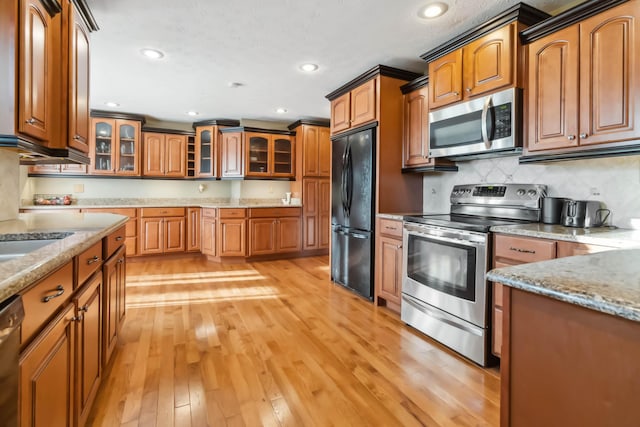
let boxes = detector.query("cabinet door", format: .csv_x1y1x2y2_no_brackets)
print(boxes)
195,126,214,177
164,217,185,253
318,127,331,177
246,133,270,176
376,236,403,306
272,136,293,177
249,219,277,255
221,132,244,177
116,120,140,175
463,24,514,97
116,249,126,332
186,208,201,252
302,179,318,250
20,304,76,427
201,217,216,256
165,134,186,177
318,179,331,250
302,126,319,176
579,4,640,146
526,26,580,152
90,119,116,175
139,217,163,254
19,0,57,143
75,273,102,427
102,252,118,366
278,217,302,253
142,133,165,176
217,219,246,257
350,79,376,128
330,92,351,134
60,163,87,174
402,86,431,168
68,3,90,153
429,49,463,109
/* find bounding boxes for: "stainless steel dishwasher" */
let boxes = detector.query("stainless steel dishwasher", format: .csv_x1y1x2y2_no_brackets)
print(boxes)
0,295,24,427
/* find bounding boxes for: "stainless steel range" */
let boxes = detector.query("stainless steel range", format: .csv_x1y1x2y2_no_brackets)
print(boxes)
401,183,546,366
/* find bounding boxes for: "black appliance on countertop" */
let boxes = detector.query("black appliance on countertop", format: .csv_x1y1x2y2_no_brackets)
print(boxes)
330,126,375,300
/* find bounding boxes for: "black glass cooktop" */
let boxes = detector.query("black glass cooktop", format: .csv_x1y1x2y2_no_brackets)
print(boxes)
403,214,531,233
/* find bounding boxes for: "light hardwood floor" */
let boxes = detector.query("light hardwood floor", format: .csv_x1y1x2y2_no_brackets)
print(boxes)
88,256,499,426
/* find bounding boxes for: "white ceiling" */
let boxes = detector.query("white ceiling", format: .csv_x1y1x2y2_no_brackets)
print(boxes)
86,0,581,125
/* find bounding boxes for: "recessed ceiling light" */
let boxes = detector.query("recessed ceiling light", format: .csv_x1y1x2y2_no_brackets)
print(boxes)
140,48,165,59
276,108,288,114
105,101,120,108
299,63,319,72
417,2,448,19
187,111,199,116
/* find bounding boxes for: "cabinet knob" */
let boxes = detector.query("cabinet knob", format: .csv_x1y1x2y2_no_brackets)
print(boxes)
71,315,83,322
87,255,101,265
396,244,402,249
453,92,459,96
466,88,471,93
580,133,588,139
73,135,81,141
79,304,89,313
567,135,576,141
25,118,36,125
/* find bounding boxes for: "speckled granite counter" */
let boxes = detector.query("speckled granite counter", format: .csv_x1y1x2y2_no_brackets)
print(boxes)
490,223,640,249
21,198,302,210
487,249,640,322
376,212,428,221
0,212,128,304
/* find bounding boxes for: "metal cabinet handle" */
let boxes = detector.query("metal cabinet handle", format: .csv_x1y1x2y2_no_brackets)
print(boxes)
117,258,124,264
384,226,397,230
396,244,403,249
73,135,81,140
509,246,536,254
579,133,588,139
71,315,83,322
466,88,471,93
453,92,460,96
25,118,36,124
79,304,89,313
87,255,100,265
115,236,123,241
567,135,576,141
42,285,65,303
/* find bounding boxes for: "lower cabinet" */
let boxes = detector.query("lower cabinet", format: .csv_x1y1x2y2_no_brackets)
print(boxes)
302,178,330,252
19,303,76,427
139,207,186,255
186,207,201,252
248,208,302,256
217,212,246,257
103,245,126,366
81,208,138,257
201,208,217,258
374,218,404,313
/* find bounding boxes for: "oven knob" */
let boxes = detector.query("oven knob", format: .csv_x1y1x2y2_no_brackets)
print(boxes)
516,189,526,196
453,190,460,195
527,189,537,197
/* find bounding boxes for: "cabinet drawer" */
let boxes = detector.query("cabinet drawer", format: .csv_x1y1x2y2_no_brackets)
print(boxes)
104,225,126,260
494,234,556,263
378,218,403,238
140,207,185,217
20,261,74,345
76,240,103,287
219,208,247,219
249,207,301,218
202,208,217,218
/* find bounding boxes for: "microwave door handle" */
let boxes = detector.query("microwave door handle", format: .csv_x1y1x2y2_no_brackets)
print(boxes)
481,95,493,149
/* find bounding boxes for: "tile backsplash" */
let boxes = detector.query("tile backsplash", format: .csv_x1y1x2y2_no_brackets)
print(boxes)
423,155,640,229
0,151,20,221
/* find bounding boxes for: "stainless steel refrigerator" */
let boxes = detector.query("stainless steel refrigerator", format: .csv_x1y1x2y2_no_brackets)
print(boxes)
331,126,375,300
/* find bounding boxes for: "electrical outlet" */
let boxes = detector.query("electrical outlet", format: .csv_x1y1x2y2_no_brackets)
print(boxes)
73,184,84,193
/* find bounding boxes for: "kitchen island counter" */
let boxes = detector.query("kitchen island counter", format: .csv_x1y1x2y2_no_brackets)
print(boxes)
0,212,127,304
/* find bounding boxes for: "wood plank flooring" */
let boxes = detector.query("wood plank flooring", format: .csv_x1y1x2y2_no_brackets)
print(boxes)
87,256,499,426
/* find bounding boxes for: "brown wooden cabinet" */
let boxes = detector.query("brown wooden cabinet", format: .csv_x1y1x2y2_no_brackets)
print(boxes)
220,131,244,178
194,125,219,177
186,207,201,252
19,303,76,427
245,132,294,178
248,208,301,256
429,24,516,110
28,163,87,175
201,208,217,258
330,78,376,135
89,118,142,175
139,207,186,255
74,272,102,427
300,178,330,252
142,132,187,177
102,244,125,367
81,208,138,257
67,0,90,153
374,218,403,313
296,124,330,177
217,209,247,257
526,2,640,153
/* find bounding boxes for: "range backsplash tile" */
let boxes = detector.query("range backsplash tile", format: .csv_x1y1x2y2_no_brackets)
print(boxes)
423,155,640,229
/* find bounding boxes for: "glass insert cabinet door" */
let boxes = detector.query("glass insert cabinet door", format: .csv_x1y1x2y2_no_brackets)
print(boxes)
247,134,269,175
92,119,114,173
117,121,140,174
272,137,293,176
196,127,213,176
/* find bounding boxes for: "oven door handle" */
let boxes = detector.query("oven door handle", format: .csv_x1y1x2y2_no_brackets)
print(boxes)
404,227,486,247
481,94,493,149
402,294,483,337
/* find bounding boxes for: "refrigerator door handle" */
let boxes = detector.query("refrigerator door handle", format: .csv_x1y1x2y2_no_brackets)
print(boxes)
341,143,349,216
346,145,353,216
350,232,368,239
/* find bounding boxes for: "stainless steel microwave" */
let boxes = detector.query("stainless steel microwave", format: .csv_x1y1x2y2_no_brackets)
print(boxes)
429,87,522,159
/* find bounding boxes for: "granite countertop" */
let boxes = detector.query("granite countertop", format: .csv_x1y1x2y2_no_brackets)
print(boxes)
377,212,428,221
487,249,640,322
490,223,640,249
0,212,128,304
21,198,302,210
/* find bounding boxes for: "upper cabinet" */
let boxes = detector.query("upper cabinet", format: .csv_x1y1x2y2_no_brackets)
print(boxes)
192,119,240,178
421,4,550,111
288,120,331,178
329,79,377,135
0,0,98,162
142,130,188,178
522,0,640,158
89,112,144,176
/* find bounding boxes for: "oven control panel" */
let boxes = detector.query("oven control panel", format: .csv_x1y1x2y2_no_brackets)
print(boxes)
451,183,547,207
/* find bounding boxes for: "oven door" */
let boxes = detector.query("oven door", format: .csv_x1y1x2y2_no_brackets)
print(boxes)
402,223,489,328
